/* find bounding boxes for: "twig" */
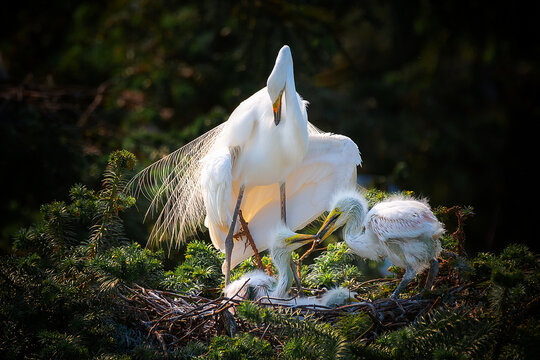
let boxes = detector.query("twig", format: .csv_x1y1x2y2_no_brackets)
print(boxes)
438,206,473,256
296,243,327,280
235,210,266,272
78,80,112,126
124,284,437,348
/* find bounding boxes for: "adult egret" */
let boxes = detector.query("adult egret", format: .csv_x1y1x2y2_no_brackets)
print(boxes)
316,189,445,299
129,45,361,285
201,45,309,284
224,226,356,307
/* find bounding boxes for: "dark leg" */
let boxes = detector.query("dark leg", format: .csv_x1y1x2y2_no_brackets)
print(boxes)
281,181,304,297
391,266,415,300
280,182,287,222
225,185,245,285
424,259,439,291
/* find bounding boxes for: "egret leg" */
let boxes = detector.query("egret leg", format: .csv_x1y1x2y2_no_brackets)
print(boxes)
280,182,287,222
224,185,245,285
390,266,415,300
281,181,305,298
424,259,439,291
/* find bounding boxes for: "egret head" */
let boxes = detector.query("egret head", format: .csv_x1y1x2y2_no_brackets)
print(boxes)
317,189,368,241
320,287,359,307
267,45,292,125
272,225,318,253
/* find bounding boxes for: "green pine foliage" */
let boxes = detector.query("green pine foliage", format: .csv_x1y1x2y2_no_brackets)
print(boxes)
88,150,137,254
1,150,538,359
162,240,224,297
0,150,159,359
206,333,274,360
238,301,350,359
90,243,164,295
231,253,276,282
305,241,364,289
371,308,497,359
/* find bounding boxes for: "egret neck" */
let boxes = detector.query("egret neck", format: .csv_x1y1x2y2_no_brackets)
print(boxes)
270,246,295,298
280,64,309,162
342,204,365,240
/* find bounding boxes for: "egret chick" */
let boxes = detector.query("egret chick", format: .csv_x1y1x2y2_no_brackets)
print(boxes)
225,226,357,308
317,189,445,299
320,288,358,307
290,287,358,308
224,226,317,301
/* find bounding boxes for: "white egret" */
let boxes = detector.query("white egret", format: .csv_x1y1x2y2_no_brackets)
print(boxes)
129,46,361,285
224,226,356,307
317,189,445,299
201,45,309,284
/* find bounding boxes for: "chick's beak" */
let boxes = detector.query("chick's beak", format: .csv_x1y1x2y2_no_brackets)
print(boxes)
316,208,342,241
284,233,318,246
273,89,284,125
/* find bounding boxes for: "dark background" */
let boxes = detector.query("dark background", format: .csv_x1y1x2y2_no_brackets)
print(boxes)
1,0,537,255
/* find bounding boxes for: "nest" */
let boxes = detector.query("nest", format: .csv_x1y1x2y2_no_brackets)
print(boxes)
122,284,437,352
120,248,476,354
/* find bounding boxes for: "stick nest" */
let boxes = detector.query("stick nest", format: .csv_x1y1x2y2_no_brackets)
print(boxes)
122,284,436,351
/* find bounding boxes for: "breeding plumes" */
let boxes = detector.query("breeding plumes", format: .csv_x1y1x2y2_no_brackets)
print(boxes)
224,226,356,308
317,188,445,299
129,46,361,284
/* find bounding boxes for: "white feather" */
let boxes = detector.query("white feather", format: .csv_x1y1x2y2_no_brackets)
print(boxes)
223,270,275,301
219,132,361,271
281,287,357,307
328,189,445,275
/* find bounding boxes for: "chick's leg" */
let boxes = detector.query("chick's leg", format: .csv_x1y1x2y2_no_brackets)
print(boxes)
391,266,415,300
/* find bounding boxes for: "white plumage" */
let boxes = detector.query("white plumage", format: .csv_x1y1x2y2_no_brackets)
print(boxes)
224,226,357,308
223,225,313,301
318,188,445,299
223,270,275,302
287,287,358,308
129,45,361,285
215,133,361,274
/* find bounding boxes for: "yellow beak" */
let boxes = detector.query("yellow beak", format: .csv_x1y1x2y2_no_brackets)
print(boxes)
284,233,318,246
273,89,284,125
316,208,343,241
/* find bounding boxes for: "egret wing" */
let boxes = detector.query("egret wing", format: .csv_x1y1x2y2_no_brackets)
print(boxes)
223,132,362,271
200,146,241,251
367,201,440,242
